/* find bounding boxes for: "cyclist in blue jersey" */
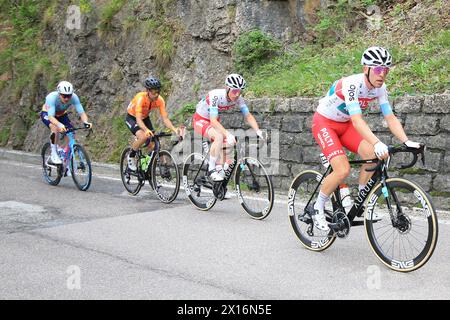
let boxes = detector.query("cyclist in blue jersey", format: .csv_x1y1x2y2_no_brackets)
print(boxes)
40,81,92,164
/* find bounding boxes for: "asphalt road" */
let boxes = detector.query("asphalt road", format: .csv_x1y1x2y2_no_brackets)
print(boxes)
0,151,449,300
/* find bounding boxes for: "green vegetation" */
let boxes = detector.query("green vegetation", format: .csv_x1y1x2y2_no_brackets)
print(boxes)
98,0,126,33
0,0,68,99
239,0,449,98
233,29,282,73
430,191,450,197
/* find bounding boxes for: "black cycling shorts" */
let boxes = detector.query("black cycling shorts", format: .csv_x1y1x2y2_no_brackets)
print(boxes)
125,114,154,135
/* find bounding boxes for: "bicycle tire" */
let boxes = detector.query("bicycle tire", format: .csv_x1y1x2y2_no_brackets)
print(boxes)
288,170,336,251
234,157,274,220
70,144,92,191
364,178,438,272
150,150,180,204
120,147,143,195
41,142,62,186
182,152,217,211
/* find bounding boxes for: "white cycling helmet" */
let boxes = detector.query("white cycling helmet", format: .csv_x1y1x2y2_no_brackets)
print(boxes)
225,74,246,90
361,46,392,67
57,81,74,95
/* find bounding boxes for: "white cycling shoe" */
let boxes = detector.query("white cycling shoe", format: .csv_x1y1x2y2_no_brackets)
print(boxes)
127,154,137,171
50,151,62,164
208,169,224,182
312,210,330,231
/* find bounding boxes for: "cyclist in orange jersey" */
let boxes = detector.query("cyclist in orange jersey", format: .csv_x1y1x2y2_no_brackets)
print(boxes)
125,76,182,170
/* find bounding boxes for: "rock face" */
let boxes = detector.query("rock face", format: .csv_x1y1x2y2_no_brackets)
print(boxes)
13,0,320,151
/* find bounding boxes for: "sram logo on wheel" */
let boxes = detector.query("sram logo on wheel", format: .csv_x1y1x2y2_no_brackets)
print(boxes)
236,185,244,204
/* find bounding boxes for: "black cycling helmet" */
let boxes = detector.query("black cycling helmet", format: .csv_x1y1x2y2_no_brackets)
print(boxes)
144,76,161,90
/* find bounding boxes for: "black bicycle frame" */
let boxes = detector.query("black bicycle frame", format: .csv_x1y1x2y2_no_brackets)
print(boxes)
308,158,384,224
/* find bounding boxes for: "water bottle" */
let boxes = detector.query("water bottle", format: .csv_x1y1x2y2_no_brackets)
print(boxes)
339,184,353,211
140,154,151,171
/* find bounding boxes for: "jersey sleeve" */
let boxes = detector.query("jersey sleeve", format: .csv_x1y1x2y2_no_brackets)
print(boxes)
378,85,393,116
237,97,250,116
72,94,85,114
45,94,57,117
342,78,362,116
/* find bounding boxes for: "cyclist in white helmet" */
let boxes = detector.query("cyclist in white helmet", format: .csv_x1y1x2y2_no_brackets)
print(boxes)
310,46,421,231
40,81,92,164
193,74,265,181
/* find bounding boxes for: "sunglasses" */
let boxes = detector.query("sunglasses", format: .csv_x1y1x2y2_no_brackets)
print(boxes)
229,88,242,96
148,89,160,95
61,94,72,99
372,66,390,75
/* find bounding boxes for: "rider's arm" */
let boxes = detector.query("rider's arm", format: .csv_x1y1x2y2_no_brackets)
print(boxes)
244,113,260,131
158,100,177,133
384,114,408,143
210,116,228,136
45,95,65,129
378,86,408,142
350,114,379,146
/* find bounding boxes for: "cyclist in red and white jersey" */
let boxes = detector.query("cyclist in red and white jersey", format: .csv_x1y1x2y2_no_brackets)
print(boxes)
311,46,421,231
193,74,264,181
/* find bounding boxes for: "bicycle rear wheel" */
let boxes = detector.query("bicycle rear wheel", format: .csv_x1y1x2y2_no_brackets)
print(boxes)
288,170,336,251
365,178,438,272
150,150,180,204
70,144,92,191
41,142,62,186
120,147,143,195
234,157,274,220
182,153,216,210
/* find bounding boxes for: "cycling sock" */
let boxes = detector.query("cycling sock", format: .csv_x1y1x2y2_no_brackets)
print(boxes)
208,156,217,171
51,143,57,154
314,191,329,213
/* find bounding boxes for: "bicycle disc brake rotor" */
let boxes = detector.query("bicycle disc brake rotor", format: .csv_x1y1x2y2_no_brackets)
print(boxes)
332,210,350,238
213,182,226,200
396,214,411,234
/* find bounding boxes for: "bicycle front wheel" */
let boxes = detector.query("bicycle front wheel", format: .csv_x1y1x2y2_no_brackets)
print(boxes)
41,142,62,186
150,150,180,204
182,153,216,211
120,147,143,195
234,157,274,220
288,170,336,251
70,144,92,191
365,178,438,272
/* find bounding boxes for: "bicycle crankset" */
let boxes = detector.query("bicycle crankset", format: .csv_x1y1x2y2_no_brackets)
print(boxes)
329,210,351,238
212,182,227,201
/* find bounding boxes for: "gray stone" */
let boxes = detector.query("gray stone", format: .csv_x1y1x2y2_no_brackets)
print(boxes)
289,97,317,113
366,114,390,132
440,115,450,132
281,144,302,163
281,114,304,133
274,99,291,113
302,146,322,164
393,95,423,114
403,174,432,192
280,132,315,146
433,175,450,191
416,151,443,172
423,94,450,114
404,115,439,135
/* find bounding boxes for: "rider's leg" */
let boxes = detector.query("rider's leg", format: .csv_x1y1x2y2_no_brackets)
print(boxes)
206,127,226,181
311,112,350,231
357,140,376,191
